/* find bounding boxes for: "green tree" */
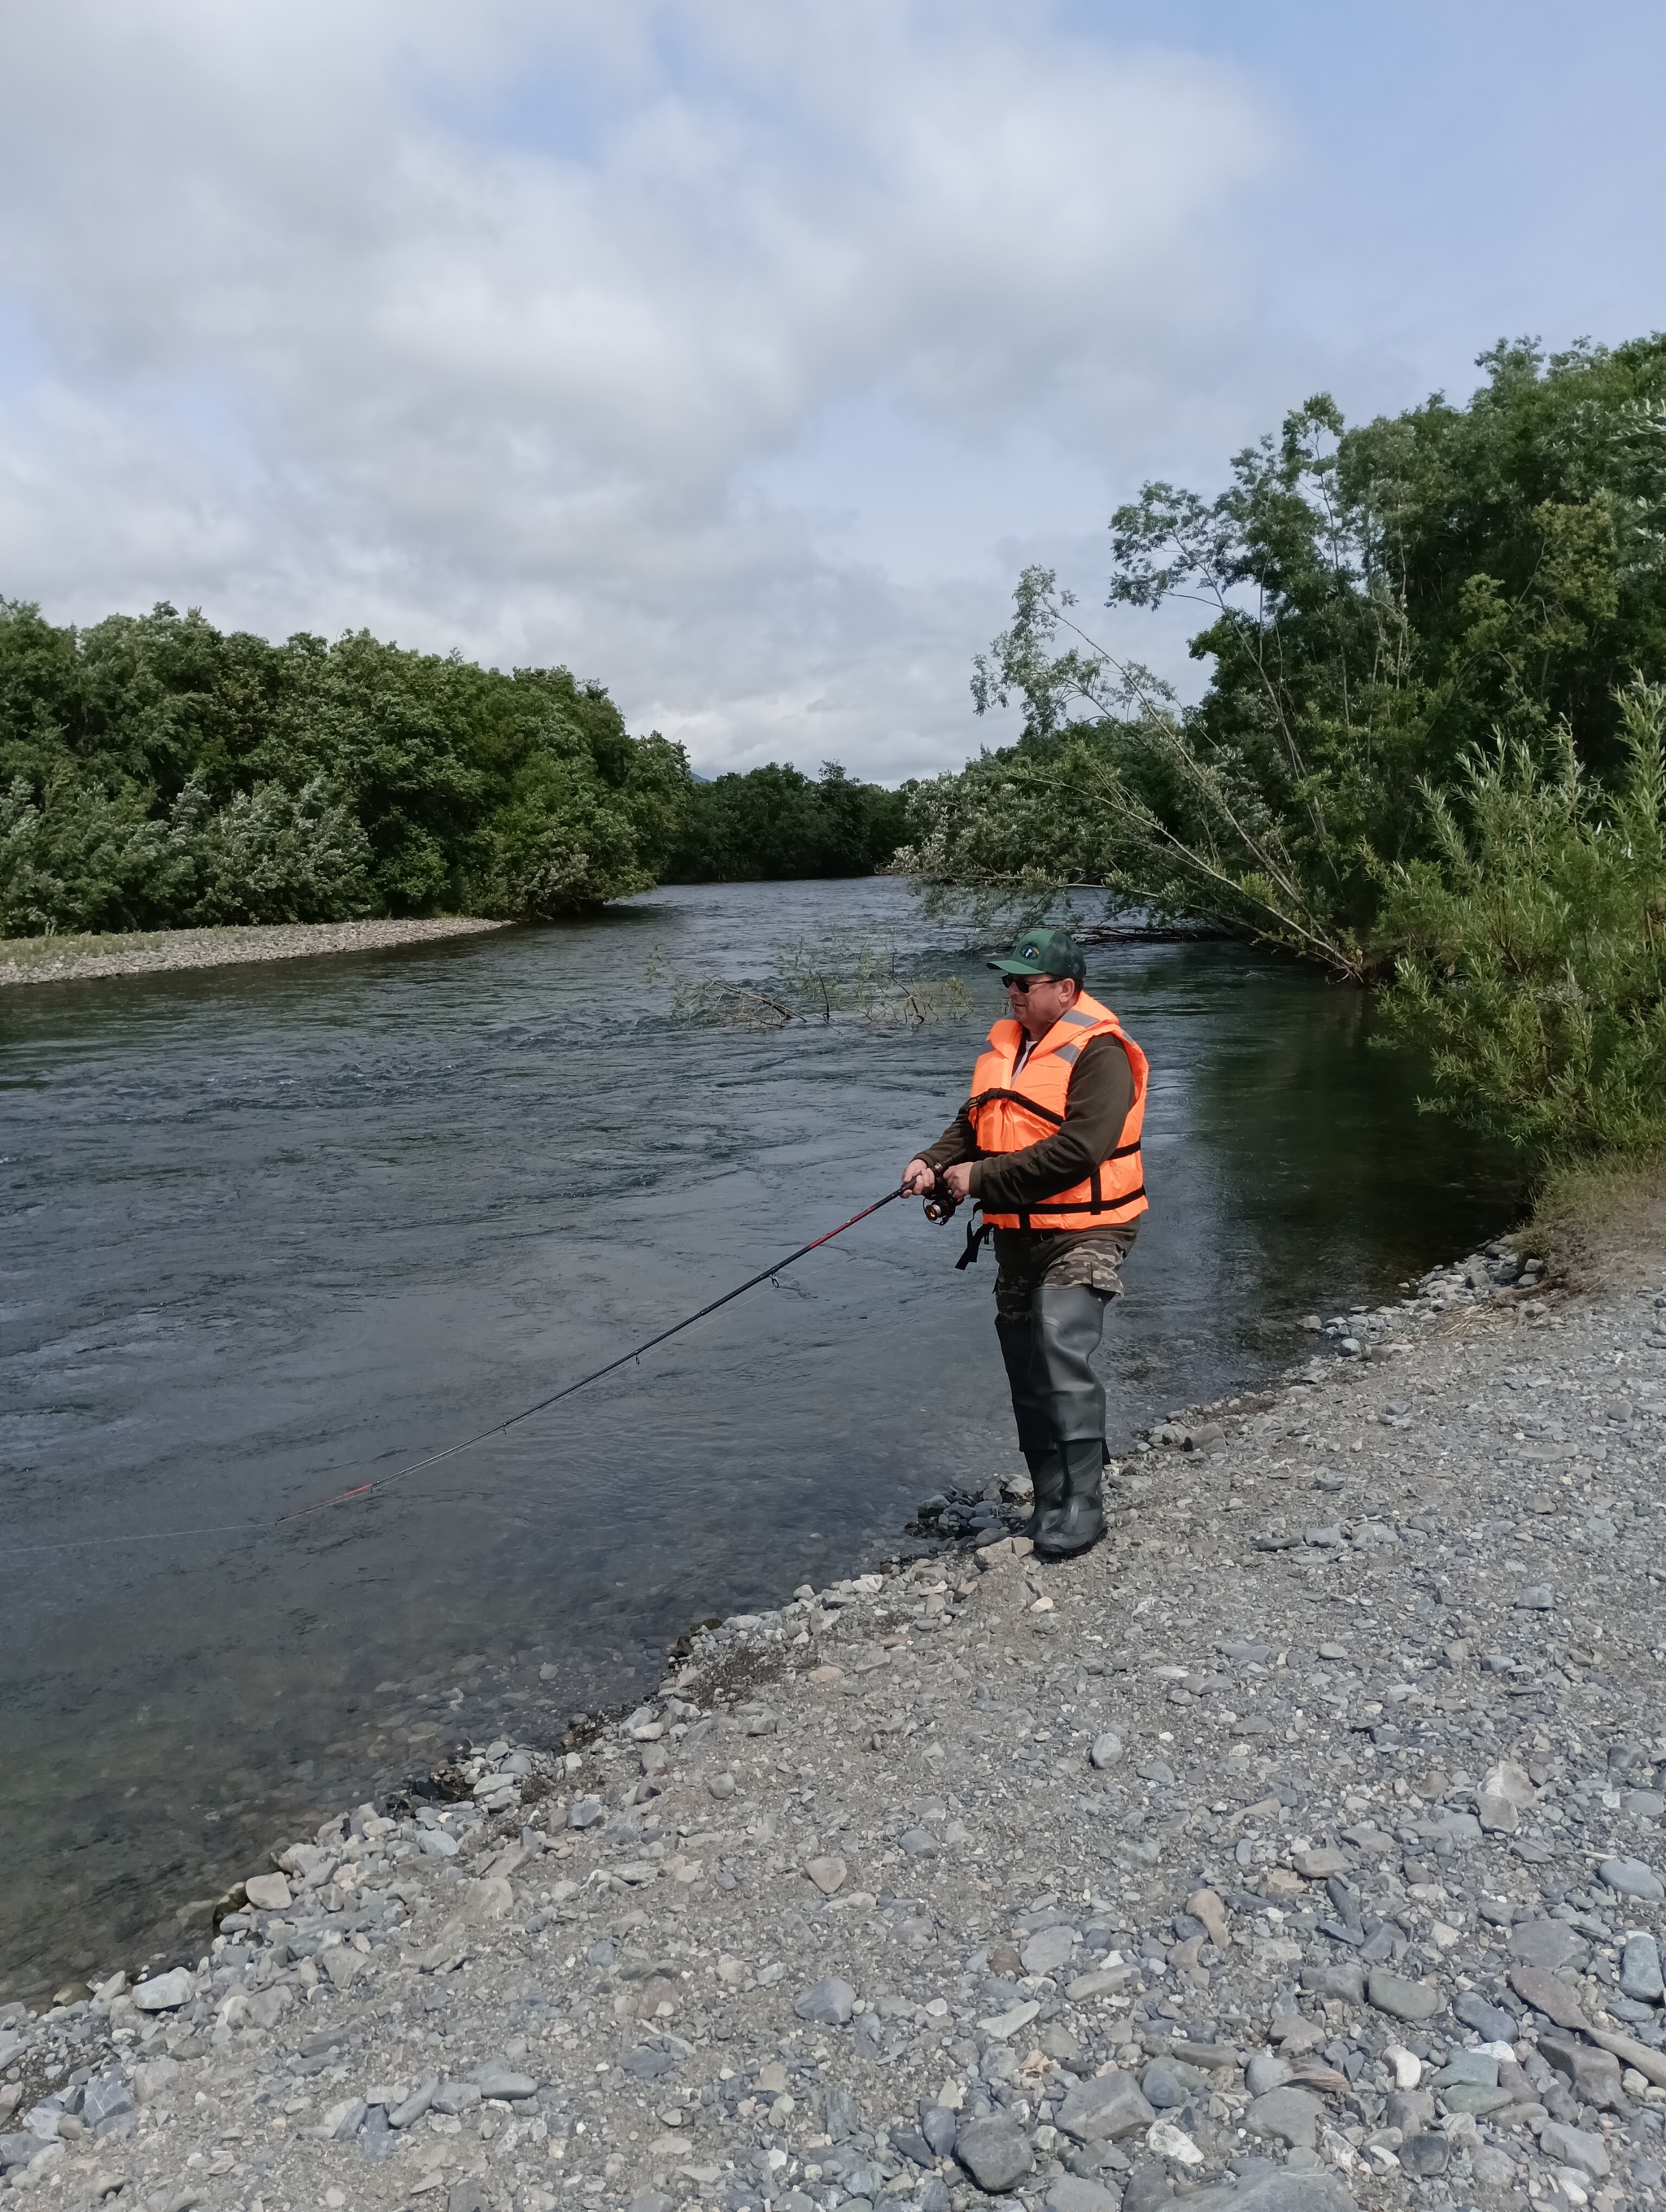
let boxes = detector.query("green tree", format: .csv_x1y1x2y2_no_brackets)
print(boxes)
665,760,907,882
0,599,696,931
903,335,1666,985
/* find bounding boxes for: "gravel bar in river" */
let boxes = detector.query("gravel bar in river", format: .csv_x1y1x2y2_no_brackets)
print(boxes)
0,917,508,987
5,1237,1664,2212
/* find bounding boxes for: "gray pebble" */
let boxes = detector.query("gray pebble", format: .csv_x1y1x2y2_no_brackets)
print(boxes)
1245,2086,1321,2149
1367,1967,1441,2022
1244,2053,1290,2097
794,1977,857,2026
1508,1918,1586,1972
1398,2132,1449,2178
954,2115,1033,2193
1453,1992,1518,2041
922,2105,957,2155
1056,2070,1157,2143
1620,1930,1664,2003
1599,1856,1664,1901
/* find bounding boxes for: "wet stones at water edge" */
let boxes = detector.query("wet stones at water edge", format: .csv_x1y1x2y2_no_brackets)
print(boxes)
3,1237,1665,2212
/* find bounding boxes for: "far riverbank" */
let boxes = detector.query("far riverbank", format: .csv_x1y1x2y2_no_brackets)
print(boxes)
0,917,511,987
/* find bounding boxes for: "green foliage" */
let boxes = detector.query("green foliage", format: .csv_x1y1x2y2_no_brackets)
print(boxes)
1374,679,1666,1156
0,599,909,934
0,772,372,935
905,333,1666,1158
908,337,1666,986
0,599,692,931
664,760,909,882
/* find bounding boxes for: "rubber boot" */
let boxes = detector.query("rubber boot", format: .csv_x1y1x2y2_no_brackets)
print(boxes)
1034,1437,1106,1557
1021,1448,1066,1545
1029,1284,1109,1444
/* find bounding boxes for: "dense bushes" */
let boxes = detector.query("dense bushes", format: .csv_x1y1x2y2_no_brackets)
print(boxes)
1375,678,1666,1156
0,602,905,934
901,335,1666,1157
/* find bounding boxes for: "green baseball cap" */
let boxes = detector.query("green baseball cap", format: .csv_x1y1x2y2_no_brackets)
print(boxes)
987,927,1086,984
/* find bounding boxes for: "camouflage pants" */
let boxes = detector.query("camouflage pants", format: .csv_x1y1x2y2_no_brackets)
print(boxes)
991,1226,1138,1321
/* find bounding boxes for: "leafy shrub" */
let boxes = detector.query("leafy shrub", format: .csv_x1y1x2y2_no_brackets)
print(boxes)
1375,679,1666,1156
0,772,372,934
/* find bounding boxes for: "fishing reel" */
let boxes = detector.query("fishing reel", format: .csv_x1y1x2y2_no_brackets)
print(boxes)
922,1173,962,1225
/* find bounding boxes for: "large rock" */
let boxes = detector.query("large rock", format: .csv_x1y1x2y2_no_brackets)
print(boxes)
1599,1857,1664,1901
1508,1919,1585,1972
131,1969,193,2012
1048,2179,1122,2212
1398,2133,1449,2178
1245,2053,1290,2097
1621,1931,1664,2003
1366,1969,1441,2023
1509,1966,1587,2031
1537,2121,1611,2179
1290,1847,1349,1880
1021,1925,1076,1976
954,2116,1033,2193
1056,2070,1157,2143
1479,1758,1534,1805
130,2058,179,2107
243,1872,292,1911
473,2064,537,2100
1181,2168,1357,2212
1066,1965,1135,2001
794,1977,857,2027
80,2073,133,2129
1301,1963,1363,2005
1245,2087,1323,2149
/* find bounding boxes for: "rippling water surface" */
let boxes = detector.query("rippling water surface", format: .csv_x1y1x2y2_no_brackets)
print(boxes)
0,879,1520,1994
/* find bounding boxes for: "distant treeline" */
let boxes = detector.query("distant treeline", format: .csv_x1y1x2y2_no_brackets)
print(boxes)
0,603,905,935
666,763,908,883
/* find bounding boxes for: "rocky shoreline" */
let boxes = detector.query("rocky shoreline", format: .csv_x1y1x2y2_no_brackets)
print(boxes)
4,1235,1664,2212
0,918,510,987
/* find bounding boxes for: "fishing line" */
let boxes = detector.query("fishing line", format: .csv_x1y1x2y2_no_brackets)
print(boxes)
5,1186,907,1558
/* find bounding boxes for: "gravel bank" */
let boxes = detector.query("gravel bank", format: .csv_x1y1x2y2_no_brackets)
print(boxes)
6,1239,1665,2212
0,919,509,987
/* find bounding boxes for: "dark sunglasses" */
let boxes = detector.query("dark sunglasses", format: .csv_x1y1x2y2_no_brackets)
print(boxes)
1004,973,1053,991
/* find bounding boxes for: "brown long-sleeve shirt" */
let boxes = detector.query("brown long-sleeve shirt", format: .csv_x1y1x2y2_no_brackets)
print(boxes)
916,1031,1137,1213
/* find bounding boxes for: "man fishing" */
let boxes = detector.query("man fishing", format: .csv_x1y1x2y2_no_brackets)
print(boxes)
901,928,1148,1558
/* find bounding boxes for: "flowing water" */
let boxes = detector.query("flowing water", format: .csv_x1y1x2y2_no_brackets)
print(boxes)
0,878,1520,1996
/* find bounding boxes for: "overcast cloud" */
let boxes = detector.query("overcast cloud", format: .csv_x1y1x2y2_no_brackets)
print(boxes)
2,2,1664,777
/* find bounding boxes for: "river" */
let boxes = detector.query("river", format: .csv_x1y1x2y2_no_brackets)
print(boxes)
0,877,1520,1998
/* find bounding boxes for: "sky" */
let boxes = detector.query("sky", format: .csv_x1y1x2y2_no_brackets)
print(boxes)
2,1,1664,782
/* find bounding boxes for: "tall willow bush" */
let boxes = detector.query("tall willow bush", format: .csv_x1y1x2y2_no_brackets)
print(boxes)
901,335,1666,1156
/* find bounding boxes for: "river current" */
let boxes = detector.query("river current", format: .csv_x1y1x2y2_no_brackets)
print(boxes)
0,878,1520,1996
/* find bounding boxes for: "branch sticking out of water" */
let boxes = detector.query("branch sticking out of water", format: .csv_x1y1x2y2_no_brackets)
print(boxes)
648,931,971,1030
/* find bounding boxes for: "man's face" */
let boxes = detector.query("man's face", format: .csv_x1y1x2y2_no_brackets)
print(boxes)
1005,973,1079,1039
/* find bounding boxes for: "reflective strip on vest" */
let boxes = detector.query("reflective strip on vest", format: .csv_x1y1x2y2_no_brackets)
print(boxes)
965,989,1149,1231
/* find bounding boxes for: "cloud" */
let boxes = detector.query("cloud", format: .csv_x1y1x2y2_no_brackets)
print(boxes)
0,1,1283,777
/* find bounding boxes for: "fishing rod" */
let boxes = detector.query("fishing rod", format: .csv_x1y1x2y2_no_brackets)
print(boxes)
7,1182,922,1557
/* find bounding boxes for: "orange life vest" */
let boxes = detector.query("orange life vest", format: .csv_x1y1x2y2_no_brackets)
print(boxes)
966,990,1149,1231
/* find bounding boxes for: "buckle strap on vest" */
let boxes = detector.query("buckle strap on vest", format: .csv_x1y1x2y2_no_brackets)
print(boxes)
1003,1185,1146,1216
955,1217,993,1270
966,1086,1065,1127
